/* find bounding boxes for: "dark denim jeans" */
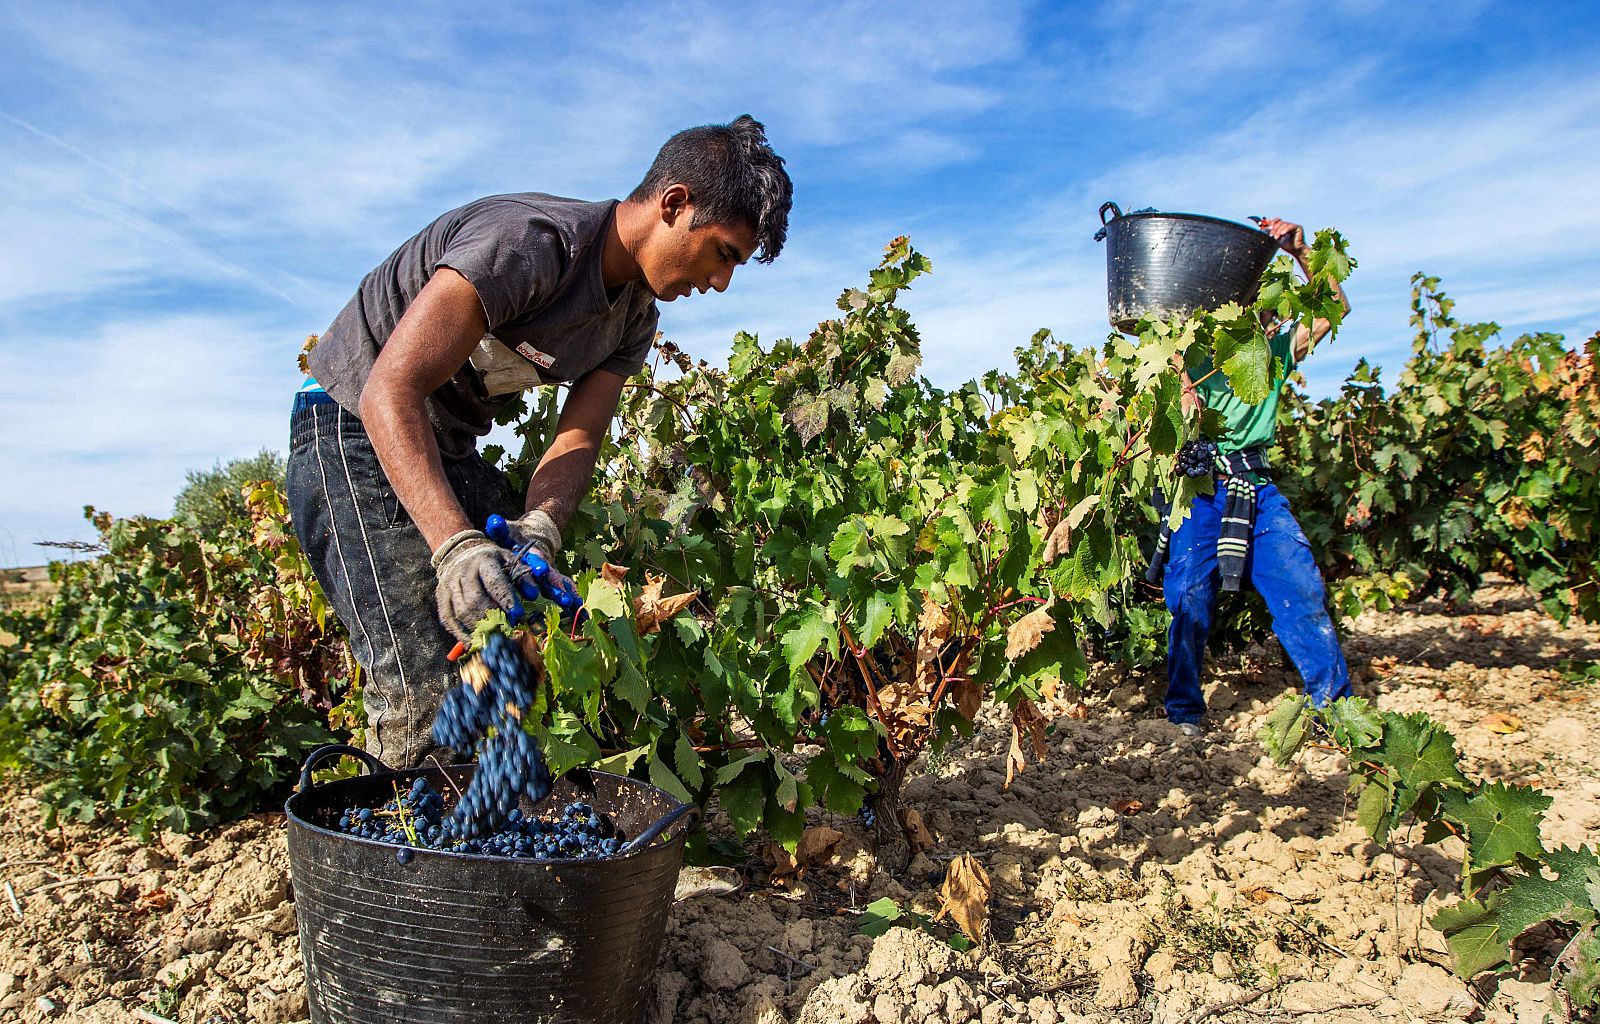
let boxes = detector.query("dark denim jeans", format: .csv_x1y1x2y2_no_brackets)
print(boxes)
1162,481,1352,725
286,395,519,769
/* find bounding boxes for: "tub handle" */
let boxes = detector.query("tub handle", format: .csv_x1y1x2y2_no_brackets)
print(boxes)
621,802,701,854
297,743,387,794
1094,201,1122,241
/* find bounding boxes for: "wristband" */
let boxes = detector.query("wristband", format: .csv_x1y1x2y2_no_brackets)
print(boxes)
513,509,562,557
431,529,490,569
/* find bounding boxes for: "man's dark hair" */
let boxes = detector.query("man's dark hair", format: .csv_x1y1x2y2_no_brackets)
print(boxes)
629,115,792,263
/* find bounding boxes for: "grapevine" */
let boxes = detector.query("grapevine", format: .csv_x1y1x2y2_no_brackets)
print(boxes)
0,485,347,838
478,231,1357,870
1263,694,1600,1009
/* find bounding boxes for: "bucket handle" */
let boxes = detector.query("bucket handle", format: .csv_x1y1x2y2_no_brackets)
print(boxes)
1094,201,1121,242
621,802,701,854
297,743,387,794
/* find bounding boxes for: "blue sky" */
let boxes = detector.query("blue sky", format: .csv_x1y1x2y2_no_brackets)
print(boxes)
3,0,1598,560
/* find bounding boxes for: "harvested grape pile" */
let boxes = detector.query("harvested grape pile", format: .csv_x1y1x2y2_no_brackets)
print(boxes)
0,577,1596,1024
334,784,626,861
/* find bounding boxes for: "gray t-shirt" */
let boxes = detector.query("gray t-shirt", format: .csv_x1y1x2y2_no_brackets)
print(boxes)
307,193,659,458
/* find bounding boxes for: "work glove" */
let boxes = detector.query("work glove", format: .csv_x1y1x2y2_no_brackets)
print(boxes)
504,509,578,597
432,529,519,643
504,509,562,560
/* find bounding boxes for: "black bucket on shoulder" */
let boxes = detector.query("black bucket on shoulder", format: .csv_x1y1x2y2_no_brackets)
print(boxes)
285,744,698,1024
1095,202,1281,335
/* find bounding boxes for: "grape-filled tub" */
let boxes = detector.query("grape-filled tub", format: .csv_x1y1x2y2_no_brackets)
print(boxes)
286,745,697,1024
1094,202,1281,335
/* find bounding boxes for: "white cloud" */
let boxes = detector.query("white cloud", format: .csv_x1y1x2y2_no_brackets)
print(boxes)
0,313,300,547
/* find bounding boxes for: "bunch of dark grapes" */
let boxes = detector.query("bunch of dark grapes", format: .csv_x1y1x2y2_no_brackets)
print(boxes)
860,805,878,829
1175,438,1219,478
335,781,627,862
432,632,553,838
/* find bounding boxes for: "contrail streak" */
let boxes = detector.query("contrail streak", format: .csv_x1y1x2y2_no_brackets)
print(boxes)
0,108,319,315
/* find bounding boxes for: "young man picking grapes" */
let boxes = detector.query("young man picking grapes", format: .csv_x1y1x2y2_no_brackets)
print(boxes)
287,116,793,768
1153,216,1353,736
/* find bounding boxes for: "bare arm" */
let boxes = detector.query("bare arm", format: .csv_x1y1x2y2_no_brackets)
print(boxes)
523,368,627,530
358,267,487,552
1258,217,1352,362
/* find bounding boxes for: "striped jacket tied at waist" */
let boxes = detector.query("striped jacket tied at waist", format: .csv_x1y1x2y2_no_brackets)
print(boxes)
1146,445,1272,592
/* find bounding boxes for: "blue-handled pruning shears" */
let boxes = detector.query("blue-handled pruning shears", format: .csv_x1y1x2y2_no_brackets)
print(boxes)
447,514,584,661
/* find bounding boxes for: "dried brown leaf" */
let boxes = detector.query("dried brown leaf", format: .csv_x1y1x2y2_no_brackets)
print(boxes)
1018,698,1049,759
515,630,545,666
1005,605,1055,661
915,594,952,687
951,678,983,723
898,808,934,855
1005,699,1049,788
917,593,951,638
1046,493,1101,562
932,853,991,942
797,825,845,865
1042,518,1073,563
460,656,490,690
600,562,631,586
1112,799,1144,816
1065,492,1102,531
296,334,319,376
635,573,699,635
762,825,846,887
760,841,800,885
1481,712,1524,734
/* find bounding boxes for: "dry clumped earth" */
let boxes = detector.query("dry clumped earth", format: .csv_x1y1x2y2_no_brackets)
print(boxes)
2,576,1597,1024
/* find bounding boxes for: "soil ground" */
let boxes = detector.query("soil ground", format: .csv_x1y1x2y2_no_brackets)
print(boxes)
1,575,1596,1023
0,567,53,646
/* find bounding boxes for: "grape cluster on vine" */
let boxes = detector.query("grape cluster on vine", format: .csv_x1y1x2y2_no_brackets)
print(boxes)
335,779,626,861
1176,438,1219,478
432,632,553,838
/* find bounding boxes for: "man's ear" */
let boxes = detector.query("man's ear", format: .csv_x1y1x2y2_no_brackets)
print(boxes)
659,183,691,226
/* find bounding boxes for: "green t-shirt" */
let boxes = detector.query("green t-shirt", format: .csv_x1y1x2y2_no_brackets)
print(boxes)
1191,322,1298,453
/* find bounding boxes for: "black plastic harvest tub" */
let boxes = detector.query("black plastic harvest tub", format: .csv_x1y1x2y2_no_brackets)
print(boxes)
285,744,697,1024
1095,202,1281,335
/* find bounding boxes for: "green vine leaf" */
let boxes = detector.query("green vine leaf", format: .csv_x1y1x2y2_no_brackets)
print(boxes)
1324,697,1383,750
780,607,839,678
1260,694,1313,765
1490,846,1599,945
1383,713,1469,794
1452,781,1551,881
1431,896,1507,979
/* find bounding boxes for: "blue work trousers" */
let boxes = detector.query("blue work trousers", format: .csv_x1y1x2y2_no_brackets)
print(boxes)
1162,481,1351,725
